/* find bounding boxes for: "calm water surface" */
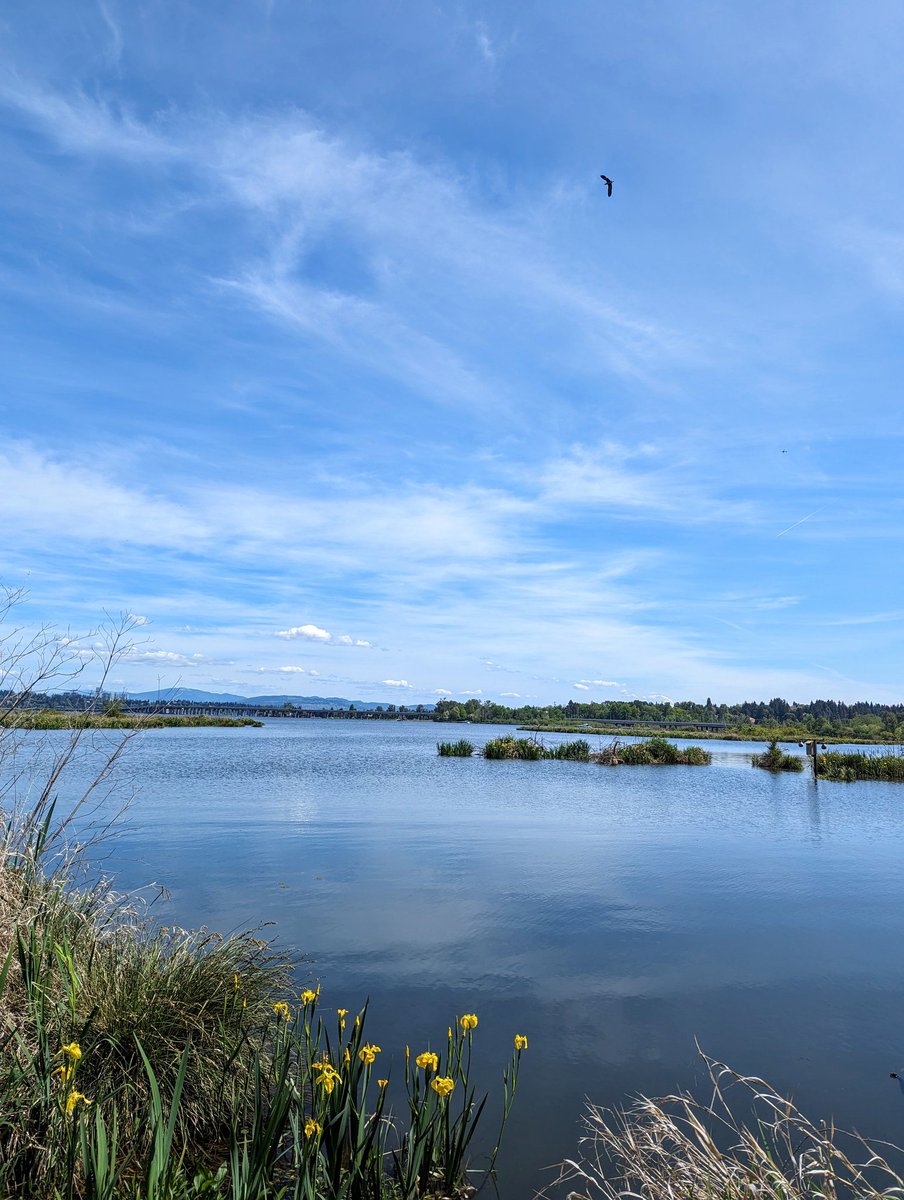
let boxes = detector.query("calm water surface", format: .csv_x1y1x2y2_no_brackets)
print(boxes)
28,721,904,1196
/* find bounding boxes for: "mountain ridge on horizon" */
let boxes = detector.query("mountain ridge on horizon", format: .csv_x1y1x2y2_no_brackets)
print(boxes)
125,688,430,711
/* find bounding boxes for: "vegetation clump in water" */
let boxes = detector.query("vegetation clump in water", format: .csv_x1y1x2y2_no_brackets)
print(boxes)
593,736,711,766
436,738,475,756
817,749,904,781
481,736,590,761
483,736,545,759
752,738,805,772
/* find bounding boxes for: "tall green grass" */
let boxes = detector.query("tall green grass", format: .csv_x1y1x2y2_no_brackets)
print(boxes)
817,750,904,781
436,739,474,756
481,737,590,761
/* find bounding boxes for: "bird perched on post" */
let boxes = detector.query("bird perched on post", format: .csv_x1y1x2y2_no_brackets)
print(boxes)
600,174,613,196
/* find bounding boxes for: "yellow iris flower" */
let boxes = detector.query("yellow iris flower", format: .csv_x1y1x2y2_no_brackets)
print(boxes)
313,1062,342,1095
430,1076,455,1097
304,1117,322,1138
416,1051,439,1072
299,988,318,1005
65,1091,91,1115
460,1013,478,1031
358,1042,382,1064
59,1043,82,1061
273,1001,291,1021
514,1034,528,1050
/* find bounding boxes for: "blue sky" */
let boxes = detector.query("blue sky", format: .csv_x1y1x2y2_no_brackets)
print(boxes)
2,1,903,704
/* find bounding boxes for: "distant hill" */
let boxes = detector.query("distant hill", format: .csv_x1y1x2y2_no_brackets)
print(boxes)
126,688,430,712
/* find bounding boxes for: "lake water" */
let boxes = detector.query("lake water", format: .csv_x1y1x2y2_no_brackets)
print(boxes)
18,720,904,1196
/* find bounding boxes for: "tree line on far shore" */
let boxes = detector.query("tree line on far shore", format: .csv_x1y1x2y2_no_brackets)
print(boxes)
432,696,904,740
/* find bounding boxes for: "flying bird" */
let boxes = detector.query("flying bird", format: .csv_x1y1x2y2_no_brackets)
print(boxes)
600,174,613,197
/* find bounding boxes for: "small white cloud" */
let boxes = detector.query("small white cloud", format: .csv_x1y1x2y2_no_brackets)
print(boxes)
276,665,308,674
572,682,590,690
127,613,150,626
277,623,331,641
462,689,483,696
336,634,373,647
308,669,320,676
432,688,453,696
382,678,412,688
500,691,521,698
125,649,200,666
475,20,496,65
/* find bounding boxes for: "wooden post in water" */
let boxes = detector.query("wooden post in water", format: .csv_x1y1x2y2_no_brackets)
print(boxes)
804,738,819,779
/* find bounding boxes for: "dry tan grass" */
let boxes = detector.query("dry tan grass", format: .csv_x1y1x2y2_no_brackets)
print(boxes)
553,1055,904,1200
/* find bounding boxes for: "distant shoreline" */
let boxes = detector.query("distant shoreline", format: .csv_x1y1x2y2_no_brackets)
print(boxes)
514,722,896,744
3,710,263,730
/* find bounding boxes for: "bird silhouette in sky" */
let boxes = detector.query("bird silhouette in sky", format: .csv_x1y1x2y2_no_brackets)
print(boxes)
600,174,613,197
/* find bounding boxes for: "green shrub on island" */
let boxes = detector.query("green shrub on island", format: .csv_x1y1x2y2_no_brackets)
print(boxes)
436,738,475,756
483,736,545,760
593,736,711,766
817,750,904,782
752,738,805,772
480,736,590,761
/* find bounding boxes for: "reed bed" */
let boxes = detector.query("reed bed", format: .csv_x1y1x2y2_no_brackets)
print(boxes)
436,739,475,756
481,737,590,761
593,737,711,766
553,1054,904,1200
817,750,904,782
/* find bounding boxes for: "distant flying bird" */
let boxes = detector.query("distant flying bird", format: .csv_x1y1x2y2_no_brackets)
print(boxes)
600,174,613,197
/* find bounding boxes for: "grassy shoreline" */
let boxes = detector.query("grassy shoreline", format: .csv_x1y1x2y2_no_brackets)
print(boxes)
2,709,263,730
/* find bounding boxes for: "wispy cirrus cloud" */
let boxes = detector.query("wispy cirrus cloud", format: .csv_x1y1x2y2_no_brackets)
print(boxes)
0,78,693,409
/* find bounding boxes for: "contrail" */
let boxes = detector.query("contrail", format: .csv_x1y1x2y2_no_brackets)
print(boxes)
776,506,824,538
